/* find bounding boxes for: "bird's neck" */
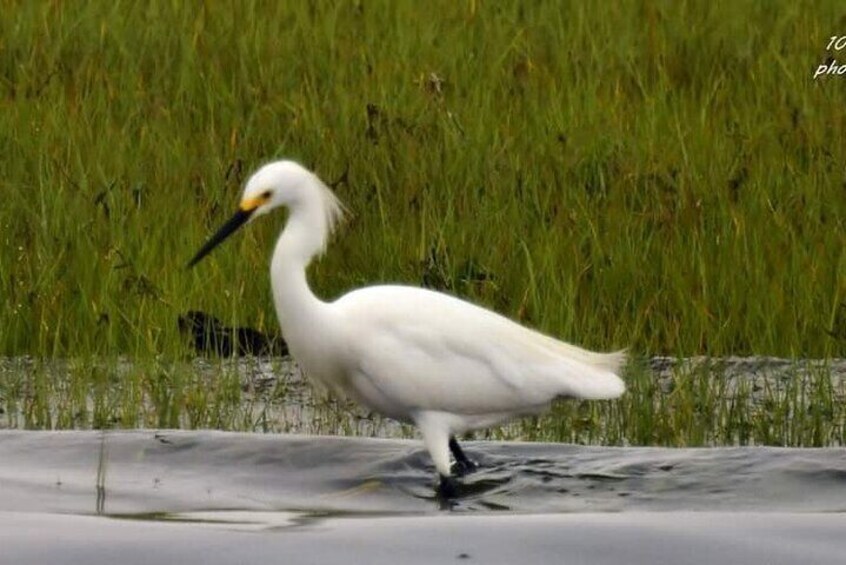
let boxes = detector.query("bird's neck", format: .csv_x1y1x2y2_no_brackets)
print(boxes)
269,209,330,338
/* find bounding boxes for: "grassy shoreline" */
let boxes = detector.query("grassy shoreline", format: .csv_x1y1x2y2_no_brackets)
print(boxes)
2,356,844,448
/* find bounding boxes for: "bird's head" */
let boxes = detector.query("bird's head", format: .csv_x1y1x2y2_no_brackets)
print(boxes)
188,160,344,268
239,160,314,219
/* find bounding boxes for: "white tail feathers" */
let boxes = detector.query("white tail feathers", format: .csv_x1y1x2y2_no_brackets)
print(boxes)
547,348,627,401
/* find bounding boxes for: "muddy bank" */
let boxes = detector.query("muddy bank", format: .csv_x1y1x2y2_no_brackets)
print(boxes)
3,356,845,439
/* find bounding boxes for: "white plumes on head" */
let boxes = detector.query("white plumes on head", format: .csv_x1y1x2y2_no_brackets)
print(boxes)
309,171,347,255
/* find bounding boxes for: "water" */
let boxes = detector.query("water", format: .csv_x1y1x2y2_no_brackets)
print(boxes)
2,430,846,564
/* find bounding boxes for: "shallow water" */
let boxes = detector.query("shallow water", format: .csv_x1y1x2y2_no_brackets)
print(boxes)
2,430,846,564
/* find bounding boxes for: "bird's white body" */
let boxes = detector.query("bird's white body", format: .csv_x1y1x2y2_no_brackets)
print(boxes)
193,160,626,480
293,285,625,474
294,285,624,419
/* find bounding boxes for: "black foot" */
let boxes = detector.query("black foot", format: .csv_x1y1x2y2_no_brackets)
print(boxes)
449,436,478,476
437,474,460,499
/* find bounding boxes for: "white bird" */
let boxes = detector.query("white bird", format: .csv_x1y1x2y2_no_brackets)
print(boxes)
188,160,626,496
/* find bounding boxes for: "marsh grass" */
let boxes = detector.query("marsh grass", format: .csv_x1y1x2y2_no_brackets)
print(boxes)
2,357,844,447
1,1,846,359
510,359,846,447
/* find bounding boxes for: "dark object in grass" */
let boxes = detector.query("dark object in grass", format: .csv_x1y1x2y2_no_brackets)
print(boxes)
827,302,846,342
178,310,288,357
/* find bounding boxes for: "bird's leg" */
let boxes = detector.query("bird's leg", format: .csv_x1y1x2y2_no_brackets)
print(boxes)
449,436,478,476
416,412,460,498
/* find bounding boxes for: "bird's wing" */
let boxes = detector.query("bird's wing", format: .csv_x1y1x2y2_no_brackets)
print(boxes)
333,286,625,416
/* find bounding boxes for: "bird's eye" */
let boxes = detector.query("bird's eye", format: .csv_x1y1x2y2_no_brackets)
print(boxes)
261,190,272,200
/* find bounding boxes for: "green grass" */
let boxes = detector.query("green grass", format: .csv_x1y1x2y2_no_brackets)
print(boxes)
2,2,846,445
1,1,845,358
3,357,844,447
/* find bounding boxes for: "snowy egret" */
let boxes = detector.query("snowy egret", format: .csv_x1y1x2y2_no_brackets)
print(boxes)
188,160,626,496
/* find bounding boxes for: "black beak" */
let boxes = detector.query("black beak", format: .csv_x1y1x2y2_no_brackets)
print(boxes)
187,207,254,268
